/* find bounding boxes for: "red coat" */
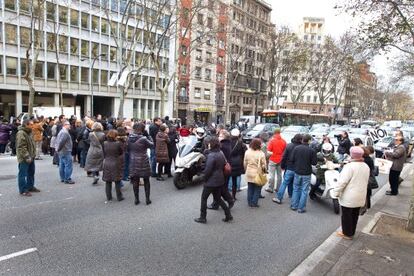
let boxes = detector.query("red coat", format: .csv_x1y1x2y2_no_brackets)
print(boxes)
267,134,287,164
179,128,191,137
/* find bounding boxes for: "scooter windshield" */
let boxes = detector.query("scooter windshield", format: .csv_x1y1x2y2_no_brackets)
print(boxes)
179,136,198,157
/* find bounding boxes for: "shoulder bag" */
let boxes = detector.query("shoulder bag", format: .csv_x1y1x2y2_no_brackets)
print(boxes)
221,151,232,177
254,155,267,186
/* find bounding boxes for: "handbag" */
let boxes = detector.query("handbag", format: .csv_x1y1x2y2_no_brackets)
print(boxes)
254,156,267,186
368,175,379,189
221,152,232,177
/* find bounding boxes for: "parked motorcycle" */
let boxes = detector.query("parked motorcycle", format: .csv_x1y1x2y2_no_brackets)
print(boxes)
173,135,205,189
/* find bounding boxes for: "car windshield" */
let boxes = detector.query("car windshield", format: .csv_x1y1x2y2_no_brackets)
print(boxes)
284,126,304,132
252,124,265,131
312,127,330,133
349,128,368,135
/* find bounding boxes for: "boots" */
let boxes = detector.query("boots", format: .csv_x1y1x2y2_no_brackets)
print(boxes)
133,182,140,205
194,217,207,223
223,209,233,222
105,182,112,201
115,181,124,201
144,180,151,205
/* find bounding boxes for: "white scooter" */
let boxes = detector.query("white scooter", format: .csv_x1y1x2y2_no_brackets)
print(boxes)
173,135,205,189
310,161,341,214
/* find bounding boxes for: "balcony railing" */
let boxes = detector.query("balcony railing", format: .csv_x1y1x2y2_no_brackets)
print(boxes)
178,95,189,103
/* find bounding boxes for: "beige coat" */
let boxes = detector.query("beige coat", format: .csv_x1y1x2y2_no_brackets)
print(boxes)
243,148,267,183
331,161,370,208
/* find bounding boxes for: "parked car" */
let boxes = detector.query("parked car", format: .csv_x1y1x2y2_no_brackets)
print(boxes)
374,136,394,158
310,123,330,131
309,127,330,142
242,123,280,144
281,125,309,143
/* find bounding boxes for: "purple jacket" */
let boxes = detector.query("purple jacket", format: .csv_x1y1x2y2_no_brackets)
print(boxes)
0,124,12,144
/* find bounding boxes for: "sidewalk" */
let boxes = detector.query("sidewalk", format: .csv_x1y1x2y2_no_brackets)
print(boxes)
291,166,414,276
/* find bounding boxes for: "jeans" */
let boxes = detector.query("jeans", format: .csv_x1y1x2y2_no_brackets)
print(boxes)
276,169,295,200
18,161,35,193
80,148,87,168
59,152,73,182
150,148,157,175
123,151,130,180
291,174,311,210
247,182,262,206
228,175,241,198
35,141,42,158
267,160,282,192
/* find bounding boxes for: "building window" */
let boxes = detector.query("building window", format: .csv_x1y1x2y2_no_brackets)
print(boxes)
218,40,225,49
81,67,89,82
194,88,201,98
35,62,44,78
181,64,187,75
313,96,317,103
5,24,17,44
70,66,79,82
206,52,212,63
20,0,31,13
59,36,68,53
92,69,99,84
195,49,202,61
6,57,17,75
100,70,107,85
101,45,108,59
191,67,200,79
47,63,56,80
218,56,224,65
306,95,311,102
81,40,89,56
59,64,67,81
197,13,203,25
181,45,187,56
101,19,108,34
204,89,211,100
91,16,99,32
142,76,148,89
217,72,223,82
47,33,57,51
91,42,99,57
70,38,79,55
46,2,56,21
20,59,27,76
207,17,213,28
5,0,16,10
59,6,68,24
205,69,211,80
70,9,79,27
149,77,155,90
20,27,31,47
110,47,116,61
329,98,334,104
81,12,89,29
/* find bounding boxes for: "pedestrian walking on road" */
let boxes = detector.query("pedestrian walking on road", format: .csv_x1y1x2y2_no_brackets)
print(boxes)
332,146,370,240
244,138,267,208
290,134,317,213
85,122,105,185
103,130,124,202
31,118,44,160
128,123,154,205
56,121,75,184
265,129,286,193
155,125,170,181
385,136,407,196
194,137,233,223
273,134,303,204
165,126,179,177
81,120,93,170
16,119,39,196
9,119,20,156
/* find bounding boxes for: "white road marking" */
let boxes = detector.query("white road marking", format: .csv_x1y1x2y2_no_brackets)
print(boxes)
4,197,74,210
0,248,38,262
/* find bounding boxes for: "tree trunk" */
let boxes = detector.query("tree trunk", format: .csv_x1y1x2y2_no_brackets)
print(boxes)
28,82,36,116
118,86,126,118
160,89,165,118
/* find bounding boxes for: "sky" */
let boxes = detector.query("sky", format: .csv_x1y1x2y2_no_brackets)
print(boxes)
268,0,390,80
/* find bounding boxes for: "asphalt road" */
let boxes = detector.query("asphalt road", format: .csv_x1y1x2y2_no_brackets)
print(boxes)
0,155,389,276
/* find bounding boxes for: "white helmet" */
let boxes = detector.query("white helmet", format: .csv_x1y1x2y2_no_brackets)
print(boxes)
196,127,205,139
231,128,240,137
322,143,333,156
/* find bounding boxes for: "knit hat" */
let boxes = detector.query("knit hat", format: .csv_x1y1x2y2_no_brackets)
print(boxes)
350,146,364,160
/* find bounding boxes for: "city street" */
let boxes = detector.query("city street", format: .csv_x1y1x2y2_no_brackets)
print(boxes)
0,155,389,275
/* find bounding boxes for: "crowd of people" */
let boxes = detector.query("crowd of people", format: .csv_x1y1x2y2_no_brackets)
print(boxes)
0,114,408,239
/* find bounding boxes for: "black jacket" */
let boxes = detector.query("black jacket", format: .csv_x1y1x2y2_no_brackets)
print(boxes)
203,149,226,187
220,139,232,161
229,138,247,176
291,144,317,175
149,124,160,146
337,137,351,155
281,142,301,171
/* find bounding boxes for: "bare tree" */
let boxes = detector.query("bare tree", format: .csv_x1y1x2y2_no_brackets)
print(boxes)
24,0,46,115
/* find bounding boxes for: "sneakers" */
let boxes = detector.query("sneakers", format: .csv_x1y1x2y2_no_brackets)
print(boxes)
265,187,274,193
65,180,75,184
20,192,32,197
297,209,306,213
156,177,165,181
29,187,41,193
272,198,282,204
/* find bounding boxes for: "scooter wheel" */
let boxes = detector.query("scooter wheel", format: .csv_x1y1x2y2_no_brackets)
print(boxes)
333,198,340,214
173,172,189,189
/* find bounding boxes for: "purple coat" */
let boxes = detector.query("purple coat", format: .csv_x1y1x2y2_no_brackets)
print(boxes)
0,124,12,144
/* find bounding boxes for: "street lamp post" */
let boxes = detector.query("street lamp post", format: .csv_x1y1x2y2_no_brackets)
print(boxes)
72,92,78,116
82,53,106,117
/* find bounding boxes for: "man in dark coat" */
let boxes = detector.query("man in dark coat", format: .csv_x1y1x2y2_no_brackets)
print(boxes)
194,137,233,224
337,131,352,160
155,125,170,181
149,117,162,177
228,129,247,199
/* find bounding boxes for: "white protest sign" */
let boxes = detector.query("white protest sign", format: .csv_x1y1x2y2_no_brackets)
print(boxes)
369,128,388,142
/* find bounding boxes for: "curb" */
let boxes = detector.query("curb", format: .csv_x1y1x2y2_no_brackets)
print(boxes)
289,180,389,276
